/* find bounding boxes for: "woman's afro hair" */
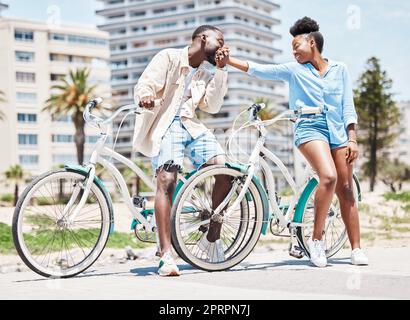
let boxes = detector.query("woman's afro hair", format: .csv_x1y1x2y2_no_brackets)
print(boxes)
290,17,324,53
289,16,320,36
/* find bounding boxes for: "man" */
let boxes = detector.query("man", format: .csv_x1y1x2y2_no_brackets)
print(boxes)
133,25,231,276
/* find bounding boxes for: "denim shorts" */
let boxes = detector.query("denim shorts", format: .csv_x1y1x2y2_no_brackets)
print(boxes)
151,117,225,173
294,113,348,150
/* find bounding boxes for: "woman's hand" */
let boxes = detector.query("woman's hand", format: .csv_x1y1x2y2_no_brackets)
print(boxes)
215,46,230,68
346,140,359,164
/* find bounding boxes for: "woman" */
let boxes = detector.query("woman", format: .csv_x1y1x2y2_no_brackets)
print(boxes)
226,17,368,267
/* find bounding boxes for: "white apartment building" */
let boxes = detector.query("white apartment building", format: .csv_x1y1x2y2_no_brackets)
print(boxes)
0,16,111,176
97,0,294,184
0,2,7,16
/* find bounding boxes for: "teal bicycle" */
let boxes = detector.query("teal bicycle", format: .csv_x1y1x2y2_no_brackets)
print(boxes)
171,103,361,271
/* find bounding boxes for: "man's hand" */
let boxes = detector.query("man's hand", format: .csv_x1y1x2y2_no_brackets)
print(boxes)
139,95,155,110
215,46,230,69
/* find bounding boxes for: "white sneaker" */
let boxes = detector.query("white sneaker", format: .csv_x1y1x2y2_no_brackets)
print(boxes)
158,251,180,277
307,238,327,268
197,232,226,263
351,248,369,266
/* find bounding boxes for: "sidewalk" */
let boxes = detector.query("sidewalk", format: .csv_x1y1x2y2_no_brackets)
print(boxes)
1,246,409,300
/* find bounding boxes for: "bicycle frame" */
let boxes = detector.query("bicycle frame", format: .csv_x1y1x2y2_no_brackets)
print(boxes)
64,116,157,234
221,109,318,229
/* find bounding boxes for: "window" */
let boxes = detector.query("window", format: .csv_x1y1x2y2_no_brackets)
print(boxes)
153,7,176,14
15,51,35,62
184,18,195,25
52,135,73,143
184,3,195,9
205,16,225,22
131,26,147,33
132,56,149,64
133,41,147,48
110,28,126,36
16,92,37,102
130,11,146,17
16,72,36,83
112,60,128,69
18,134,38,145
86,136,99,144
51,135,98,144
52,154,77,164
19,155,39,165
152,22,177,29
108,13,125,19
113,90,129,98
112,74,129,81
15,30,34,42
52,115,72,123
68,35,107,46
154,38,177,45
17,113,37,123
49,33,66,41
50,74,66,81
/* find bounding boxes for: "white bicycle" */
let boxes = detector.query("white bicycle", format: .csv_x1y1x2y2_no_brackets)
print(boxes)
171,103,361,271
12,98,168,278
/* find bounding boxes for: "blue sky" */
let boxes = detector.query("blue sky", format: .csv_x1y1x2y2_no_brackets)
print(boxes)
3,0,409,101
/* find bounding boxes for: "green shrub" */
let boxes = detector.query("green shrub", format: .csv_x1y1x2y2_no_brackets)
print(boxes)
0,193,13,202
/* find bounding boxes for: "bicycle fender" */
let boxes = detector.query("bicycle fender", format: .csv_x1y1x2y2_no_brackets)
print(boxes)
293,173,362,224
173,169,199,203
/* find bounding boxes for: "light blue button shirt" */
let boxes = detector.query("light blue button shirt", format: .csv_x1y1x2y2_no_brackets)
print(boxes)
247,59,358,146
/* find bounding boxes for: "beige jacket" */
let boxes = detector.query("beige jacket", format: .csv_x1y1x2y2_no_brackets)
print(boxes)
133,46,228,157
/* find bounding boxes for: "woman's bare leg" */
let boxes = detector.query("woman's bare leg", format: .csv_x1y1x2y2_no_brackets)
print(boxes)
331,147,361,249
299,140,338,240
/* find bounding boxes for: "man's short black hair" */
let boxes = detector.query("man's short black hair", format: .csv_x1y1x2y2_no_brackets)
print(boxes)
290,16,324,53
192,25,222,40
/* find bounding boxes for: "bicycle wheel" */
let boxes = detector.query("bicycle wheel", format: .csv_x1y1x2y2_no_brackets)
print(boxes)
296,175,360,258
12,169,112,278
171,165,264,271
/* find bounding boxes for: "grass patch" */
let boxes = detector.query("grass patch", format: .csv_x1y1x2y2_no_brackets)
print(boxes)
0,193,13,202
359,203,371,214
361,232,376,241
25,214,56,229
394,226,410,233
0,222,151,255
383,191,410,203
106,232,152,250
380,216,393,232
391,214,410,224
0,223,16,254
403,204,410,213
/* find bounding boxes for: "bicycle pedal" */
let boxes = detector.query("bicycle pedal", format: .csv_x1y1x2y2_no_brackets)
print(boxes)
288,244,305,259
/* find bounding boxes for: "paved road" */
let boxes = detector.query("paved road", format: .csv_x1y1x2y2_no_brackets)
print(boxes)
1,246,409,300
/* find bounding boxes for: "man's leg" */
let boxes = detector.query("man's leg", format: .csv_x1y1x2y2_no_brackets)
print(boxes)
202,155,232,242
155,164,179,256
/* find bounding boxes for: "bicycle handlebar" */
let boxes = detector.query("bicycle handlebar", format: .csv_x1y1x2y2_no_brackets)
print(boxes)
83,97,160,125
248,103,266,122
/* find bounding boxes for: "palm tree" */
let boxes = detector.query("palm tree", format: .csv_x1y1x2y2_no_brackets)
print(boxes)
44,69,97,165
5,165,25,206
252,97,277,121
0,90,6,121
